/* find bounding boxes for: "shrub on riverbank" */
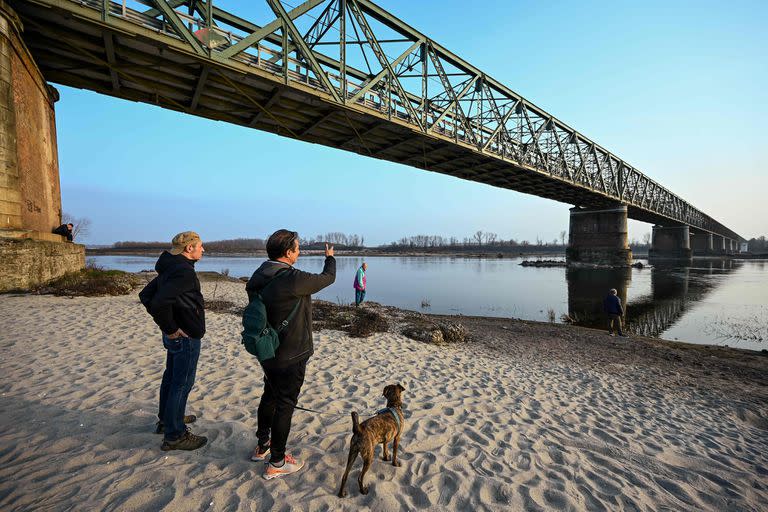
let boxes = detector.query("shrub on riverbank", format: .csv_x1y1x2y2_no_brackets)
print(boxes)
401,320,469,345
36,268,139,296
206,300,243,315
312,301,389,338
349,308,389,337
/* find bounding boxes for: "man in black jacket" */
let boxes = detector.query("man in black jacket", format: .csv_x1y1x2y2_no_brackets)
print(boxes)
603,288,628,337
139,231,208,451
246,229,336,480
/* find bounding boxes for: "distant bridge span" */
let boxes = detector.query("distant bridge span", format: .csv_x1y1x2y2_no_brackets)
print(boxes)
11,0,742,253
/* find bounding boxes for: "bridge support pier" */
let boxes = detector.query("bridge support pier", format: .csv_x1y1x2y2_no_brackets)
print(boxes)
566,205,632,267
0,1,83,292
690,232,714,256
712,234,727,255
648,225,692,262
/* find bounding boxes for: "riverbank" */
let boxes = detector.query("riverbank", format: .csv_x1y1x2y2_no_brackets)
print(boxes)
0,276,766,511
85,247,578,258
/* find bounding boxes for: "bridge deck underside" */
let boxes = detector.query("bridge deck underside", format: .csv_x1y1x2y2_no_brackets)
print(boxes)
13,2,707,230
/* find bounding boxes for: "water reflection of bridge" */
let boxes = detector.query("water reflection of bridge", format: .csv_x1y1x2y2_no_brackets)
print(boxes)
567,259,738,337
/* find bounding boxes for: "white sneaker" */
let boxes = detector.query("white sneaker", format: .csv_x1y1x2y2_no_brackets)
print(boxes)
263,453,305,480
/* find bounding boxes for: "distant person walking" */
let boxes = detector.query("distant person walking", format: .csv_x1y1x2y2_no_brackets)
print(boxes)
353,262,367,306
246,229,336,480
52,223,74,241
603,288,627,337
139,231,208,451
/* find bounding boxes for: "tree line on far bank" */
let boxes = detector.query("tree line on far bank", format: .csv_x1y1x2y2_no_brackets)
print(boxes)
747,236,768,253
112,238,267,252
100,233,768,256
104,230,655,254
108,233,366,253
382,231,652,255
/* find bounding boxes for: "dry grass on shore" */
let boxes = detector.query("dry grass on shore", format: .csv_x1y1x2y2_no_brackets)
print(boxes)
33,268,139,297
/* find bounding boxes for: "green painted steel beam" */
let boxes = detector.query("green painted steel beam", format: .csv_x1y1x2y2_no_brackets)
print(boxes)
265,0,341,103
141,0,186,19
218,0,325,60
349,40,420,104
150,0,207,55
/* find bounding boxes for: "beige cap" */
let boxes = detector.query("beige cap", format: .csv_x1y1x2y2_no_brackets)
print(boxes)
170,231,201,255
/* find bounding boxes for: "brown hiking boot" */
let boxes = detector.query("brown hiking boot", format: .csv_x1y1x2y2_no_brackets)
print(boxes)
161,431,208,451
155,415,197,434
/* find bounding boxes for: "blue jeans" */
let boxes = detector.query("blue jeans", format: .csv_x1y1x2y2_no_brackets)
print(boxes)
355,289,366,305
158,334,201,441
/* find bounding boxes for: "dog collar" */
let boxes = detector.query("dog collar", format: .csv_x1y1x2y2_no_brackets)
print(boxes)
377,407,401,436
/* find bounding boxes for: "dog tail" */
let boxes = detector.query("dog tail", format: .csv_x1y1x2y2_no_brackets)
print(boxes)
351,412,361,436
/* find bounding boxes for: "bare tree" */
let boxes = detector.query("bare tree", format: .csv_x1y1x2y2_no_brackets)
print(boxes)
560,230,567,246
484,232,498,245
473,230,484,246
642,232,651,246
62,212,91,240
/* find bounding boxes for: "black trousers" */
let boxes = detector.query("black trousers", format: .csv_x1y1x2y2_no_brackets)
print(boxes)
256,359,307,463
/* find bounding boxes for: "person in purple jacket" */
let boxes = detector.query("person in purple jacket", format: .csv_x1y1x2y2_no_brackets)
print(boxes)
353,262,367,306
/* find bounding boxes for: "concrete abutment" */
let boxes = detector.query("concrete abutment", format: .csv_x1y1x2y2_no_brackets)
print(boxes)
0,0,83,292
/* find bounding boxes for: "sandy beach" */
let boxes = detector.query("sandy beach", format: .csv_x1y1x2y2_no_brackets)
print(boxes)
1,277,766,511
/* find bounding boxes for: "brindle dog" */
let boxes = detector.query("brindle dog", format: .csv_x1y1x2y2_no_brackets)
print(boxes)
338,384,406,497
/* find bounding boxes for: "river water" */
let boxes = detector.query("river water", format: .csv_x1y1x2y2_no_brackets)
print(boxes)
90,255,767,352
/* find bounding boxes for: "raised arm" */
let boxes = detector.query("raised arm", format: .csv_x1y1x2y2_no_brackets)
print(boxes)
292,256,336,296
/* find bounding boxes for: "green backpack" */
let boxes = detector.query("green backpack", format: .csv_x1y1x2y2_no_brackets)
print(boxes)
241,272,301,363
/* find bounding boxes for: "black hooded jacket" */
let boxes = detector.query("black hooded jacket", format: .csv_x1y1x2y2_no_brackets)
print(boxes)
139,251,206,338
245,257,335,368
603,294,623,316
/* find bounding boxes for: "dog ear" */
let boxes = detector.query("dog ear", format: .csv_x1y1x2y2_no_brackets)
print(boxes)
382,385,391,397
397,384,405,392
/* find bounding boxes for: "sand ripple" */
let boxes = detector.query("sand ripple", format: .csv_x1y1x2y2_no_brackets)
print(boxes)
1,285,766,511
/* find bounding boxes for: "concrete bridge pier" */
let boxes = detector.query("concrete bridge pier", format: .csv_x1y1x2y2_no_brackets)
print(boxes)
566,205,632,267
690,232,714,256
0,0,83,292
712,234,727,255
648,225,692,262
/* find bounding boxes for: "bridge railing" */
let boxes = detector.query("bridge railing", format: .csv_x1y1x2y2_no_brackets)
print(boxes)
62,0,741,240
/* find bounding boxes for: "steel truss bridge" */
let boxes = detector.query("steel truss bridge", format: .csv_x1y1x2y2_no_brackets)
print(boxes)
13,0,741,241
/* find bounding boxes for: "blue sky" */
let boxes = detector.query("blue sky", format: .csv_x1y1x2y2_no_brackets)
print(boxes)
55,0,767,245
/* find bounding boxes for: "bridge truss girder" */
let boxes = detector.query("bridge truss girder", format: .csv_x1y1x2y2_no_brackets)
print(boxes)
12,0,742,241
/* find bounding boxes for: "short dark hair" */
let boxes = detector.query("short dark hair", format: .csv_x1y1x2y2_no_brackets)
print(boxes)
267,229,298,260
66,223,74,228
